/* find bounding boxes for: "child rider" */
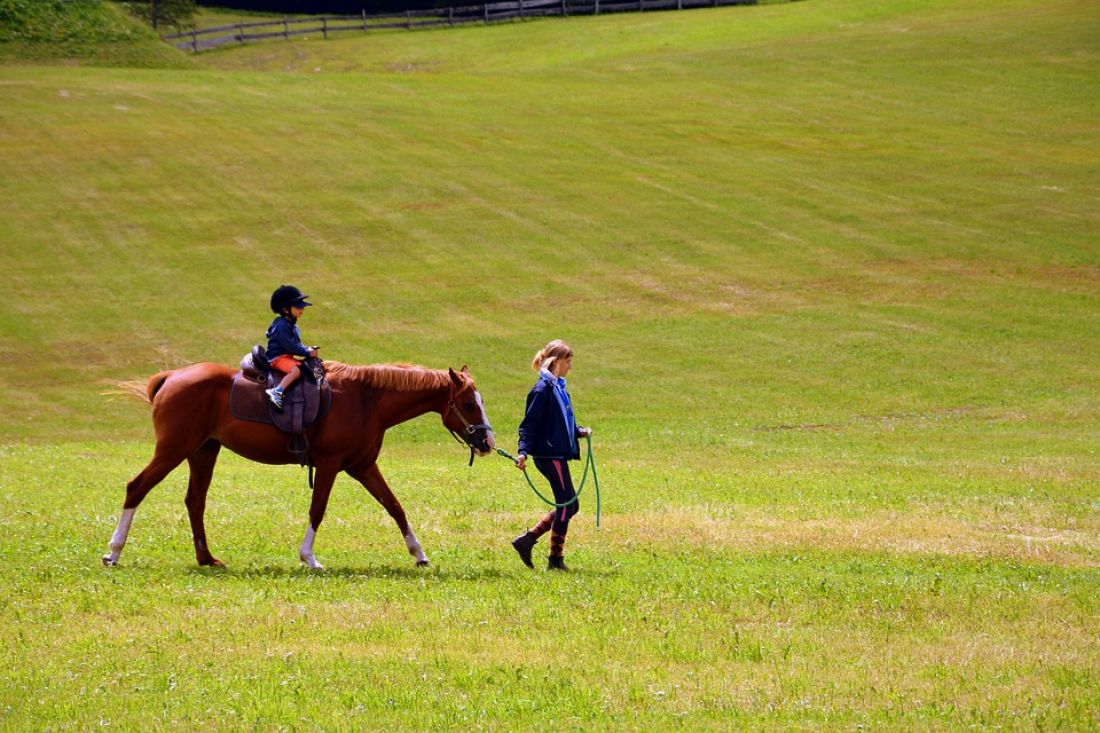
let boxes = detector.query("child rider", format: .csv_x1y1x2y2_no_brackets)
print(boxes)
265,285,319,410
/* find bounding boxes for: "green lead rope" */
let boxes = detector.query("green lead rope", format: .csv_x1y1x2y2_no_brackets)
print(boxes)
496,435,601,528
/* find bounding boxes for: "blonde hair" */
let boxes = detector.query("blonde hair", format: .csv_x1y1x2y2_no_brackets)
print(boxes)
532,339,574,372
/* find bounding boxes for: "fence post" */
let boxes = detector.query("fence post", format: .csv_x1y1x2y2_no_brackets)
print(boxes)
448,6,454,25
362,9,368,31
594,0,600,15
283,17,289,40
406,9,412,30
561,0,567,16
639,0,644,11
191,28,198,53
322,16,328,39
519,0,525,20
238,22,245,46
484,2,489,23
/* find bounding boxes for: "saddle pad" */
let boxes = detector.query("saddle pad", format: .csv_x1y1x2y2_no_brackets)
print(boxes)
229,371,332,433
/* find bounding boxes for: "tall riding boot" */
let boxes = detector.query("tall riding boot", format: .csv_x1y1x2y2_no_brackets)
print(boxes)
547,529,568,571
511,532,537,569
547,555,569,572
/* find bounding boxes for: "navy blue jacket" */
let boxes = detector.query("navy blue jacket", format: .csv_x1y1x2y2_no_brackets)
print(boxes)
518,373,585,460
266,316,311,360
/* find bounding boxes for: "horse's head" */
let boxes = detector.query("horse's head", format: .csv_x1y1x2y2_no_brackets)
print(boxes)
442,366,495,460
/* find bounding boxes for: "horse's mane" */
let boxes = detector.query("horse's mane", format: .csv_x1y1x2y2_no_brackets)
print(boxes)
324,362,465,392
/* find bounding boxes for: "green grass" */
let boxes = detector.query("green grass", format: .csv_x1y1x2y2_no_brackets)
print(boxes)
1,0,1099,729
193,6,311,26
2,442,1098,730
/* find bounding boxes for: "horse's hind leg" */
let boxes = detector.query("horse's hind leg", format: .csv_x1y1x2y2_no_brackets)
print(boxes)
185,440,223,567
347,461,429,567
102,447,189,567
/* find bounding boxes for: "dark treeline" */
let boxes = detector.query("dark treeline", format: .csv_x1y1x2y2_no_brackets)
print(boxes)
196,0,470,13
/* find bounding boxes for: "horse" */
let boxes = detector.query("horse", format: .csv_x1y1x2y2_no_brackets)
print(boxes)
102,361,495,569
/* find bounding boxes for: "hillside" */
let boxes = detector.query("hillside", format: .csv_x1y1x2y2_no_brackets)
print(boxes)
1,0,1096,444
0,0,190,66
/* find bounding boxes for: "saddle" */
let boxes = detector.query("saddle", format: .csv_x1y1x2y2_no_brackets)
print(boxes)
230,345,332,467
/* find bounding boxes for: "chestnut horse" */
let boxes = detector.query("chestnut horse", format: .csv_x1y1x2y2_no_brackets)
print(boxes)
102,361,495,569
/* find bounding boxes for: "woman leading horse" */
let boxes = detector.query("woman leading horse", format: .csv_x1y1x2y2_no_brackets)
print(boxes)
102,361,494,569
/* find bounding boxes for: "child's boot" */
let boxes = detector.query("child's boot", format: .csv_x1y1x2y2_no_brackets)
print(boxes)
265,386,284,410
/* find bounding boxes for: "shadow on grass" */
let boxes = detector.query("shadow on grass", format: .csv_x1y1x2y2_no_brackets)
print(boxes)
188,563,511,582
185,560,621,581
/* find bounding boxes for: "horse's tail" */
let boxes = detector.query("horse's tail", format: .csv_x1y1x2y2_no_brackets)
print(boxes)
146,371,171,402
112,371,171,405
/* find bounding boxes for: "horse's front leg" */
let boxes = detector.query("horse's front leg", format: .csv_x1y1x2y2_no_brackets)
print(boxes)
299,463,340,570
346,461,429,567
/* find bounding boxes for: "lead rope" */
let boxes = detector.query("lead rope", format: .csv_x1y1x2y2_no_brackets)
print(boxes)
496,435,601,528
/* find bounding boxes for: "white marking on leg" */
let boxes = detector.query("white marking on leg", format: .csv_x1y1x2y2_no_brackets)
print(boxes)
102,508,135,567
405,529,429,566
299,524,323,569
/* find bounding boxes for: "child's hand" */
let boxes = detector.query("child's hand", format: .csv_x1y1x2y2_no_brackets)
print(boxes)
515,454,528,470
579,427,593,438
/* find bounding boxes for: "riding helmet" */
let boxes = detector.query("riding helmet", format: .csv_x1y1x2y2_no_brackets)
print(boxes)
270,285,312,313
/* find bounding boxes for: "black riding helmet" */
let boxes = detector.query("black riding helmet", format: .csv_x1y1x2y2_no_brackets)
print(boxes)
270,285,312,313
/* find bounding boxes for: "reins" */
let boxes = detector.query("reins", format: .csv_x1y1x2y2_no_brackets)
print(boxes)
495,435,602,528
442,383,492,466
438,380,602,527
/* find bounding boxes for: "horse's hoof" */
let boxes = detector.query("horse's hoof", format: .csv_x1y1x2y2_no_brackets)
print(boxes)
198,558,224,568
416,560,430,568
102,555,117,567
299,554,324,570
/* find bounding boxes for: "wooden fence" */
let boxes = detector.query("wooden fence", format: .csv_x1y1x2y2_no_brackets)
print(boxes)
162,0,757,52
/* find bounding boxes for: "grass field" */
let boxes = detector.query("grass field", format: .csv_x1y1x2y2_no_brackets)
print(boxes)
1,0,1099,729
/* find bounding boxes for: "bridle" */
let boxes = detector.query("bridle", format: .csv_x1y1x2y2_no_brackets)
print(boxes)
442,381,493,466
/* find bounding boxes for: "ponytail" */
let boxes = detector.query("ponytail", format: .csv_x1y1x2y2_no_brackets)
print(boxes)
532,339,573,372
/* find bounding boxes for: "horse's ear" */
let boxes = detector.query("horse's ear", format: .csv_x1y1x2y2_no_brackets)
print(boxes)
448,367,464,386
460,364,470,375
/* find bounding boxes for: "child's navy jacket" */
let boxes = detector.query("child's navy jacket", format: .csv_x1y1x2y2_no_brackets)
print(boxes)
266,316,311,359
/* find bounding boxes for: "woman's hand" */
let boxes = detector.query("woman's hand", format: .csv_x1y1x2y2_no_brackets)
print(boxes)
578,426,593,438
515,454,528,470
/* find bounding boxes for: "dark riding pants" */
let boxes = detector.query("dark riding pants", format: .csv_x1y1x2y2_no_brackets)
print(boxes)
533,457,579,534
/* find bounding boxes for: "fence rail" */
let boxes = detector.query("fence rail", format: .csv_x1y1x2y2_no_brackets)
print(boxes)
162,0,757,52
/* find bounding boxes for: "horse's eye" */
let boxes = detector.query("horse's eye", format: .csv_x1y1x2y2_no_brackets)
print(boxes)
464,401,478,410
